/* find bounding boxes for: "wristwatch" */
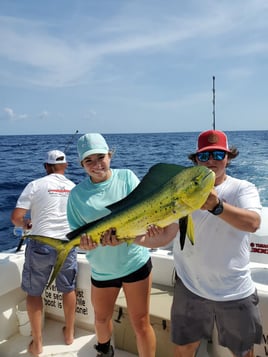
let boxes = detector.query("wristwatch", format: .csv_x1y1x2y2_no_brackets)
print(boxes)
208,199,224,215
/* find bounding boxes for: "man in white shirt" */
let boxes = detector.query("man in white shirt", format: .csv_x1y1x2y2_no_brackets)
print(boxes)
11,150,77,356
136,130,263,357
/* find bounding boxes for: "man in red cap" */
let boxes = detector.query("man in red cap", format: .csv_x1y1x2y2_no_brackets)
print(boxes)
170,130,263,357
135,129,263,357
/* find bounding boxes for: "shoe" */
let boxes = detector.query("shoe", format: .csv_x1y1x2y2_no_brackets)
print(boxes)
94,344,114,357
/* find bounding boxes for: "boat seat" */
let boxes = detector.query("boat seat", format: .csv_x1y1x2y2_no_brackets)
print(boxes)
113,283,174,357
115,282,173,321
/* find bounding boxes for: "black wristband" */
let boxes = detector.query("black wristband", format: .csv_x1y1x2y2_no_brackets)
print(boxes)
208,199,224,215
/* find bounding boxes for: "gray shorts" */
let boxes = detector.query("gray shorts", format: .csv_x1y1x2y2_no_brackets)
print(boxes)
22,239,77,295
171,277,263,356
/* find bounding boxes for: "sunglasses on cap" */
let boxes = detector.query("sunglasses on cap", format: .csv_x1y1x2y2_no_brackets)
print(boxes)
196,150,226,162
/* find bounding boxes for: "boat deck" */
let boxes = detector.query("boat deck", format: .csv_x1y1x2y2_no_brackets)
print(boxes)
0,318,137,357
0,282,174,357
0,264,212,357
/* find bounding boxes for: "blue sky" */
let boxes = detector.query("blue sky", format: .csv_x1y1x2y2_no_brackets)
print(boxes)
0,0,268,135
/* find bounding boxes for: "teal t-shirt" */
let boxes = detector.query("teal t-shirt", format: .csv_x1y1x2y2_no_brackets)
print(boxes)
67,168,150,281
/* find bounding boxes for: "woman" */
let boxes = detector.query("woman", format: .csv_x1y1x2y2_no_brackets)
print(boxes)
67,133,156,357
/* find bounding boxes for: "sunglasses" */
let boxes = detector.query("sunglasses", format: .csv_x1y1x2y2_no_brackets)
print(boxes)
196,150,226,162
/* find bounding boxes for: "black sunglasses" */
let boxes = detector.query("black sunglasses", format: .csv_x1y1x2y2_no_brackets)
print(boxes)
196,150,226,162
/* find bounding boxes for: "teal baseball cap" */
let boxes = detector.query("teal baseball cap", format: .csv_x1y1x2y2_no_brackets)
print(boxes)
77,133,109,161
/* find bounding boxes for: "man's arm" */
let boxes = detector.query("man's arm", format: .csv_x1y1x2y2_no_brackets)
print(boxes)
11,207,31,230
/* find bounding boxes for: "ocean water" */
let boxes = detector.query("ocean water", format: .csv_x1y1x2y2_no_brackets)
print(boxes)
1,131,268,252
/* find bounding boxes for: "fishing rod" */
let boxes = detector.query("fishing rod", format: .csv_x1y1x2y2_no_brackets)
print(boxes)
64,129,79,153
14,227,24,252
212,76,216,130
14,226,29,252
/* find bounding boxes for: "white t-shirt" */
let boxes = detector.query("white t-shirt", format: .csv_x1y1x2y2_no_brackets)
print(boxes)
16,174,75,240
173,175,262,301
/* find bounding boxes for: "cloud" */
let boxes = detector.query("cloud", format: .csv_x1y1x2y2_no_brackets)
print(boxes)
4,107,15,119
4,107,29,121
0,0,267,89
38,111,49,120
2,107,53,123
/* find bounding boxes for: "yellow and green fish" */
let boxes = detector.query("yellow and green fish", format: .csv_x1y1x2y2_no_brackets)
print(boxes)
26,163,215,286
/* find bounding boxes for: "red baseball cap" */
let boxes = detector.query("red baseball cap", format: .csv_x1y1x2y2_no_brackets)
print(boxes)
197,130,231,153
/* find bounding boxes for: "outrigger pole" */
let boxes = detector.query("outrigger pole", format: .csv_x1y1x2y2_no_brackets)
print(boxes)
212,76,216,130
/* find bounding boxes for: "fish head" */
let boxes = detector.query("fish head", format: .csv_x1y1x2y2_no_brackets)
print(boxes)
173,166,215,211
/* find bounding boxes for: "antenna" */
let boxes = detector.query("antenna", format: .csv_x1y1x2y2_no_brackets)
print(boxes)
212,76,216,130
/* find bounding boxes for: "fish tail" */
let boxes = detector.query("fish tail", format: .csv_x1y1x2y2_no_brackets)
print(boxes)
26,235,66,252
47,247,70,287
26,235,77,287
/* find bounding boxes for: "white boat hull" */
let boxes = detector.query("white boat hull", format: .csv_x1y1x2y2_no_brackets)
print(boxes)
0,207,268,356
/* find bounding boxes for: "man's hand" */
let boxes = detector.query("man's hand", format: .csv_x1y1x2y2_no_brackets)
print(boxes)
200,188,220,211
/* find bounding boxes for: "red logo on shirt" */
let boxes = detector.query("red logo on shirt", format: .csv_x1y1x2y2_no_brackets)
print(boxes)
250,242,268,254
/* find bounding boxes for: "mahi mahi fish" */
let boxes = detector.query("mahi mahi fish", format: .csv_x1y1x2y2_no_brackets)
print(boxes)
26,163,215,286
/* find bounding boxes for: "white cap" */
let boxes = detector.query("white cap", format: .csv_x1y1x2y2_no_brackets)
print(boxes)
45,150,66,164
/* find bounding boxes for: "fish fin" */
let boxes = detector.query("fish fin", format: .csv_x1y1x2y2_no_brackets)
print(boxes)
178,215,195,250
186,215,195,246
179,216,188,250
106,163,188,212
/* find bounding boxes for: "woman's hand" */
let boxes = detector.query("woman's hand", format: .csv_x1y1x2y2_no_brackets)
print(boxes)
79,233,98,250
100,228,123,246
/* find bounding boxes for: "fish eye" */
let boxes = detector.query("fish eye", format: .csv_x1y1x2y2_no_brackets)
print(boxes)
193,179,199,186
